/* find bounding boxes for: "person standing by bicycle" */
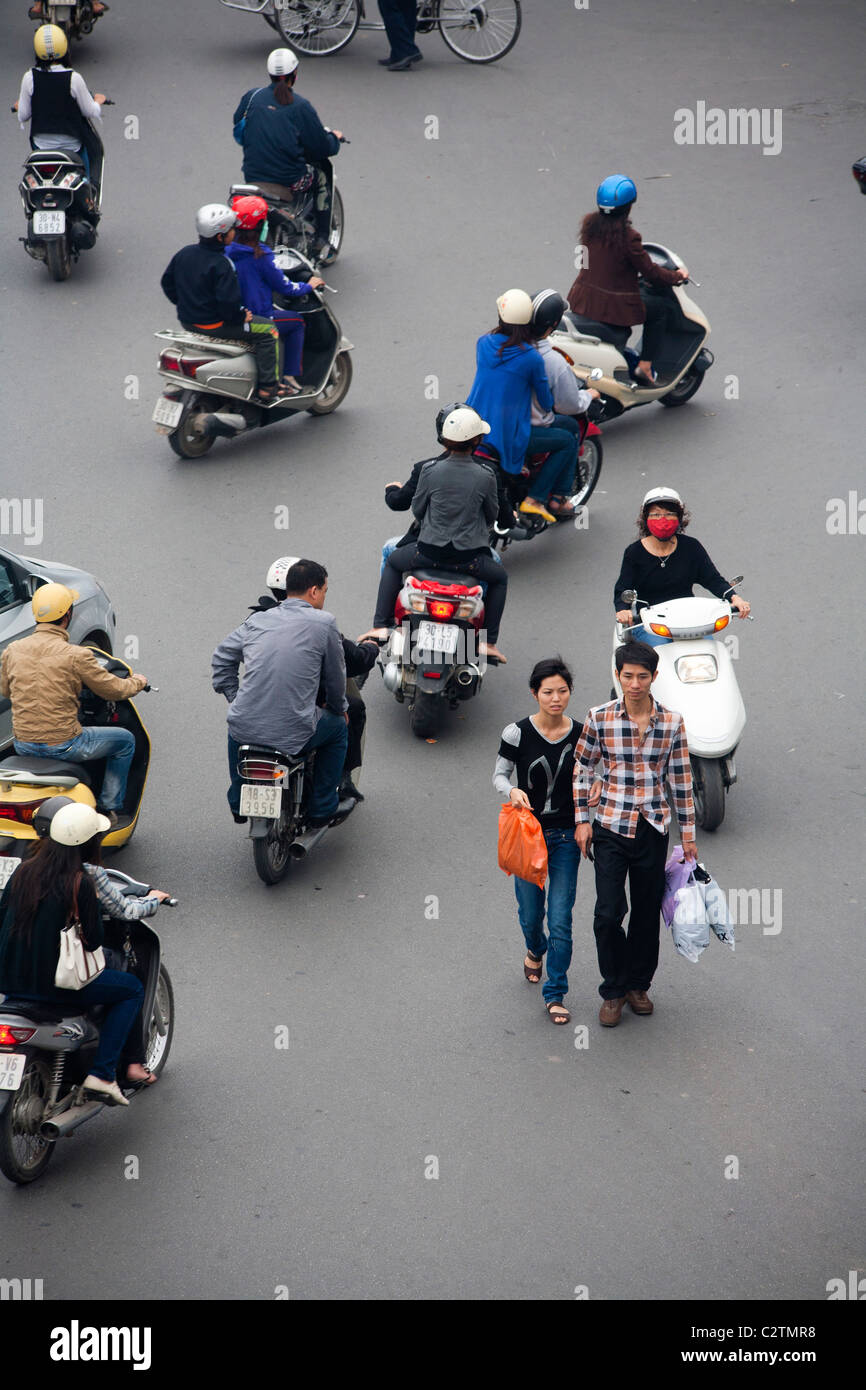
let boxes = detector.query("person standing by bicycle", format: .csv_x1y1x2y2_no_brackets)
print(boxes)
233,48,344,265
377,1,423,70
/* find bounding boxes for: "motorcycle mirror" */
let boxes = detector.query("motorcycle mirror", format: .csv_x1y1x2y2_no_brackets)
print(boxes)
621,590,637,604
589,367,604,380
729,575,744,586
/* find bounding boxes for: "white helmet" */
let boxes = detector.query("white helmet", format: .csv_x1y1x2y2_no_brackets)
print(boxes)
195,203,237,239
266,556,301,591
440,406,490,443
496,288,533,325
49,803,111,846
642,487,683,508
268,47,299,77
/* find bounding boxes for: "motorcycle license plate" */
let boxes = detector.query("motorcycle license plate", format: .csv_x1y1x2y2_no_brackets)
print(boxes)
0,1053,26,1092
0,857,20,889
33,210,65,235
152,396,184,429
240,784,282,818
417,621,459,655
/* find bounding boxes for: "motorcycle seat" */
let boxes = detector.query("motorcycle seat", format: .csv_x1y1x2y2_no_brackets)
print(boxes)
0,756,93,787
0,998,86,1025
159,330,249,355
238,744,306,772
410,569,477,591
27,149,84,166
562,312,630,348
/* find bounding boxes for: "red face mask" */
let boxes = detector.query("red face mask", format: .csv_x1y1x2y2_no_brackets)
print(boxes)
647,516,679,540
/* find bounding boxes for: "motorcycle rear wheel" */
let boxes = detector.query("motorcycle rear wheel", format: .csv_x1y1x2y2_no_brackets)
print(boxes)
691,755,726,831
571,435,603,508
168,401,216,459
144,965,175,1076
410,691,441,739
45,237,71,281
253,822,293,885
0,1058,55,1185
658,366,703,407
276,0,360,54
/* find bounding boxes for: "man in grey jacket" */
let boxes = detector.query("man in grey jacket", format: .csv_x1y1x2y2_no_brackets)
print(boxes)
363,406,509,663
212,558,349,825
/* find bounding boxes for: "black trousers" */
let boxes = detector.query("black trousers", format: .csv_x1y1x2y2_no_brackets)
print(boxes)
378,0,419,61
373,542,508,644
181,319,280,393
591,818,668,999
345,691,366,773
639,290,676,364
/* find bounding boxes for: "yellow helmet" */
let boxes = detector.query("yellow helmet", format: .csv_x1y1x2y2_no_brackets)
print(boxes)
34,24,68,62
32,582,79,623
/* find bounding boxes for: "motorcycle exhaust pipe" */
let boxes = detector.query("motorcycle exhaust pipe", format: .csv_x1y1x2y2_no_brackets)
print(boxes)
382,660,402,693
288,825,330,860
203,412,248,439
455,664,480,686
41,1099,104,1140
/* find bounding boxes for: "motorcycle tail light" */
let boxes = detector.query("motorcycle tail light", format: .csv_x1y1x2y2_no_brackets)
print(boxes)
0,801,42,824
159,352,182,373
60,172,78,189
0,1024,36,1045
427,599,456,619
649,623,671,637
394,598,408,624
34,163,60,178
238,760,284,781
25,174,38,189
714,615,730,631
179,357,215,378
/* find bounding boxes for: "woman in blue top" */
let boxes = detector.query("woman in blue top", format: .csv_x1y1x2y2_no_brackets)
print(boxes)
467,289,579,525
226,196,324,393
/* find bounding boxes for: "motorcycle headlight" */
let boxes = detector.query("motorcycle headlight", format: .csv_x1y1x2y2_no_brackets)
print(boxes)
676,654,718,683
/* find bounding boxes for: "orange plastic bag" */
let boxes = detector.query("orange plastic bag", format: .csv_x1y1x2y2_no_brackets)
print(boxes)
497,804,548,889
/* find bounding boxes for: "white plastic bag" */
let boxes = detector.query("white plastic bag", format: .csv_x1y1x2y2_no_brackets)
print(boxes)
670,881,710,963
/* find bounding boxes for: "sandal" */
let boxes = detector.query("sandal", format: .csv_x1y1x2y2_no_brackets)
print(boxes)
548,496,576,519
523,952,543,984
126,1064,157,1087
546,1002,571,1025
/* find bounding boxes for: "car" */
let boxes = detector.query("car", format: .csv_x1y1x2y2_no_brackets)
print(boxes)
0,545,116,751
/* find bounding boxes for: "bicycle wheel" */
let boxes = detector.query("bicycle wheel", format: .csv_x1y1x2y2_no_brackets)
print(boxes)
435,0,521,63
275,0,360,55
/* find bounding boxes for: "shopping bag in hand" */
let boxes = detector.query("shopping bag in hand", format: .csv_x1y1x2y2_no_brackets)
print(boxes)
497,804,548,889
664,847,710,963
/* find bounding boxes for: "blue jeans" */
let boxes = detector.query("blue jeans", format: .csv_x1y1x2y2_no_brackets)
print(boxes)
514,827,580,1004
380,536,502,576
16,969,143,1083
526,424,578,502
228,712,348,821
14,727,136,812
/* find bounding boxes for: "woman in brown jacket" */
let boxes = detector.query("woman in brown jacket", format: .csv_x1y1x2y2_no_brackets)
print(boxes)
567,174,689,386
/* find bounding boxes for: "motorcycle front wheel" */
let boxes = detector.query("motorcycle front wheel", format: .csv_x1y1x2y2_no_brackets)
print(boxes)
45,237,71,281
691,756,726,831
0,1058,55,1185
276,0,360,54
144,965,175,1076
307,351,353,415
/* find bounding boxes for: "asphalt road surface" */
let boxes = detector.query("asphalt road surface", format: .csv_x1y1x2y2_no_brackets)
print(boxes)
0,0,863,1303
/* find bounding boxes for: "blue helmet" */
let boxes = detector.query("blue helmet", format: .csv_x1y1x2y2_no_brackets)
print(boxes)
596,174,637,214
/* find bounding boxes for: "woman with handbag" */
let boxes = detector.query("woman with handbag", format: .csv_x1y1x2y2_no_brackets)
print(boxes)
0,802,144,1107
493,656,597,1026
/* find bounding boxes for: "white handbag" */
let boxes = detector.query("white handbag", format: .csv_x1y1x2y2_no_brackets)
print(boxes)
54,876,105,991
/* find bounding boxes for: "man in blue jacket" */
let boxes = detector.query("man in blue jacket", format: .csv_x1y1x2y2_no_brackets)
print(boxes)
234,48,343,264
212,558,350,828
160,203,283,403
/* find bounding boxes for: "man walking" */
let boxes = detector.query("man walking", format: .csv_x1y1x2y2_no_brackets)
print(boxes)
573,642,697,1027
377,1,423,71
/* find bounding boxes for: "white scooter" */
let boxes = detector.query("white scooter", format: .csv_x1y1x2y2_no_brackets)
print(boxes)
549,243,713,419
612,582,750,831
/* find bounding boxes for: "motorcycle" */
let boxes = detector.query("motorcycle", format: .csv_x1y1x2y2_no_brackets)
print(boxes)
152,247,353,458
612,582,751,832
16,107,110,281
478,368,606,549
549,243,713,419
852,156,866,194
237,744,356,885
229,142,347,268
0,863,175,1186
377,568,486,739
0,651,153,853
29,2,107,42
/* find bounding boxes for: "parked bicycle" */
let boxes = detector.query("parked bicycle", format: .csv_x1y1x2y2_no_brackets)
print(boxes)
219,0,521,63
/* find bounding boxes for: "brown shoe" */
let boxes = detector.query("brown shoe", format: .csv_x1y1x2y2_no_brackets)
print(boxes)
599,997,624,1027
625,990,654,1015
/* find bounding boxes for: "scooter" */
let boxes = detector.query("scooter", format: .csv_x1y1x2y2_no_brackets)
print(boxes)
549,243,713,419
237,744,356,885
0,651,153,852
16,109,110,281
29,2,107,42
612,583,750,831
377,569,486,739
153,248,353,458
0,865,175,1186
228,139,347,268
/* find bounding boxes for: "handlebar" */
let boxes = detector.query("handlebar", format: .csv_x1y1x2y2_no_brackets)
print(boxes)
142,683,158,692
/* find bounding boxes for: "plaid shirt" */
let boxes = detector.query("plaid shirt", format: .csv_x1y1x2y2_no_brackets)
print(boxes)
573,697,694,838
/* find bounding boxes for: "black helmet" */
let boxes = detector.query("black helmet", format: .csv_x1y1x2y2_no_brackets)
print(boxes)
531,289,567,337
32,795,75,839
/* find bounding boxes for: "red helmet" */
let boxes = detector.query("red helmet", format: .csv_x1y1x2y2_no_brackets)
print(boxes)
231,195,268,230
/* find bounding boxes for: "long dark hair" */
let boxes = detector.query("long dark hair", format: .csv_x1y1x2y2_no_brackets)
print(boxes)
6,838,93,944
272,75,295,106
579,206,633,252
489,319,535,356
235,225,265,258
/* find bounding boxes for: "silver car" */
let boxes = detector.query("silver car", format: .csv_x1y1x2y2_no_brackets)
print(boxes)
0,545,116,751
